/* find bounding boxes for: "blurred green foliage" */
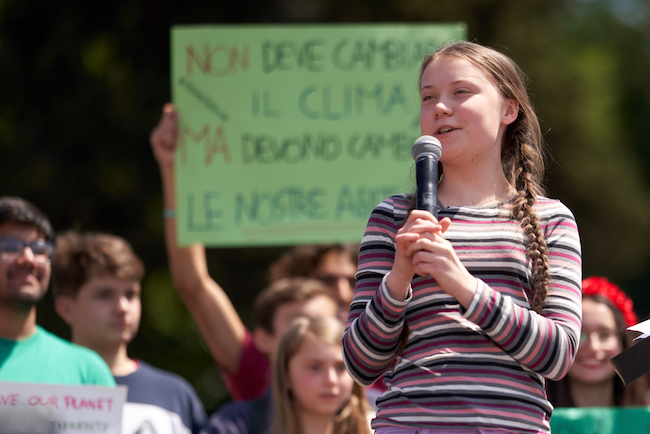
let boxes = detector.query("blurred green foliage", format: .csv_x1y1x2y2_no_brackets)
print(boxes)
2,0,650,413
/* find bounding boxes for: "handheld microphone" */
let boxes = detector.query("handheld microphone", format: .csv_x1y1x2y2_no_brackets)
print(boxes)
412,135,443,218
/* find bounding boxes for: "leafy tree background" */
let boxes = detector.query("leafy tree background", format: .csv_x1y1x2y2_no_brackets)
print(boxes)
2,0,650,412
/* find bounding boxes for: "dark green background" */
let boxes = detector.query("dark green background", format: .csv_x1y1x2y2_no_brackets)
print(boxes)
2,0,650,412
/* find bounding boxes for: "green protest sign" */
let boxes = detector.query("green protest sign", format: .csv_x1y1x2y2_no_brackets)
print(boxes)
551,407,650,433
171,24,466,246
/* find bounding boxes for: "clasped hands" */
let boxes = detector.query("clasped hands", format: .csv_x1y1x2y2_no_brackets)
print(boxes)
386,210,477,308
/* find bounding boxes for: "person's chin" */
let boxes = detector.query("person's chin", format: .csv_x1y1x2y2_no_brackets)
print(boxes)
114,328,137,344
9,289,46,309
572,367,613,383
103,334,131,348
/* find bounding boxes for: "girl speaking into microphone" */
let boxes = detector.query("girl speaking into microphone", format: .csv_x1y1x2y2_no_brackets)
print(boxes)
342,41,582,434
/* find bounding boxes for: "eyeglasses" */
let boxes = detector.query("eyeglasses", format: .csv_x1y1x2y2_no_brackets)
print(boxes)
579,330,620,350
0,237,55,265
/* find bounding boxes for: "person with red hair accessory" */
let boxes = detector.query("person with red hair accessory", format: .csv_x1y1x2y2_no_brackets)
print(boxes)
547,276,648,407
582,276,639,328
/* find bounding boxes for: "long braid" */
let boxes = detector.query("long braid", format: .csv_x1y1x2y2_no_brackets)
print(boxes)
497,47,550,313
510,142,550,312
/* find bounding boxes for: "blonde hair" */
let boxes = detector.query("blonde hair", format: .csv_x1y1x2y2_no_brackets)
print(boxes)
272,316,371,434
419,41,550,312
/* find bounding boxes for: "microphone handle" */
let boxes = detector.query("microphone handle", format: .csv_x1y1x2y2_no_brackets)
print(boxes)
415,155,438,218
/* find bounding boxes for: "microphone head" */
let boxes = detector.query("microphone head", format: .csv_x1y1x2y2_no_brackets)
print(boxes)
412,135,442,162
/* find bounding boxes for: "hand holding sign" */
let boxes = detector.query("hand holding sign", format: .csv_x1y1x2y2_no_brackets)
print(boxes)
150,104,180,170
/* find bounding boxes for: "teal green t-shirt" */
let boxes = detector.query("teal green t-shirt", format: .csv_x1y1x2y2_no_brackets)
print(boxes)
550,407,650,433
0,326,115,386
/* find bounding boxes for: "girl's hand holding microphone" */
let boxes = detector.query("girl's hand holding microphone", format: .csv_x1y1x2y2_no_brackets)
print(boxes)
387,210,477,308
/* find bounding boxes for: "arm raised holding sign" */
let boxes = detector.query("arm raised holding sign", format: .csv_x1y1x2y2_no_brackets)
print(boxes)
150,104,267,401
150,105,345,406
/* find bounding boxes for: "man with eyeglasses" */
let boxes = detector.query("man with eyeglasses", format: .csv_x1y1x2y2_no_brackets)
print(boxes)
0,196,115,386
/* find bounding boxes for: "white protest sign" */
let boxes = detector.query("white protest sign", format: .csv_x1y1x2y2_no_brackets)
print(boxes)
0,382,127,434
628,318,650,341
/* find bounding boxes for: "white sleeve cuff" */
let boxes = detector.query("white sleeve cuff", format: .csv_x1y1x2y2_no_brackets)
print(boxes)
380,273,412,307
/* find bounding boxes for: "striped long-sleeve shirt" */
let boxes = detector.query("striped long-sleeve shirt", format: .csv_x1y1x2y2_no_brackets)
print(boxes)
343,194,582,433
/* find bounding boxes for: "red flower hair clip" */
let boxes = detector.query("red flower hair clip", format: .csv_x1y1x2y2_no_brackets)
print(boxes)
582,276,638,327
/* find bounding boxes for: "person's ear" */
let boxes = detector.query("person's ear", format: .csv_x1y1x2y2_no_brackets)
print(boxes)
54,295,75,326
502,99,519,126
252,326,275,357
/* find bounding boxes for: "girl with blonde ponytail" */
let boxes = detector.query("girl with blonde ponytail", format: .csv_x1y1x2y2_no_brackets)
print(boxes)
343,41,582,433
